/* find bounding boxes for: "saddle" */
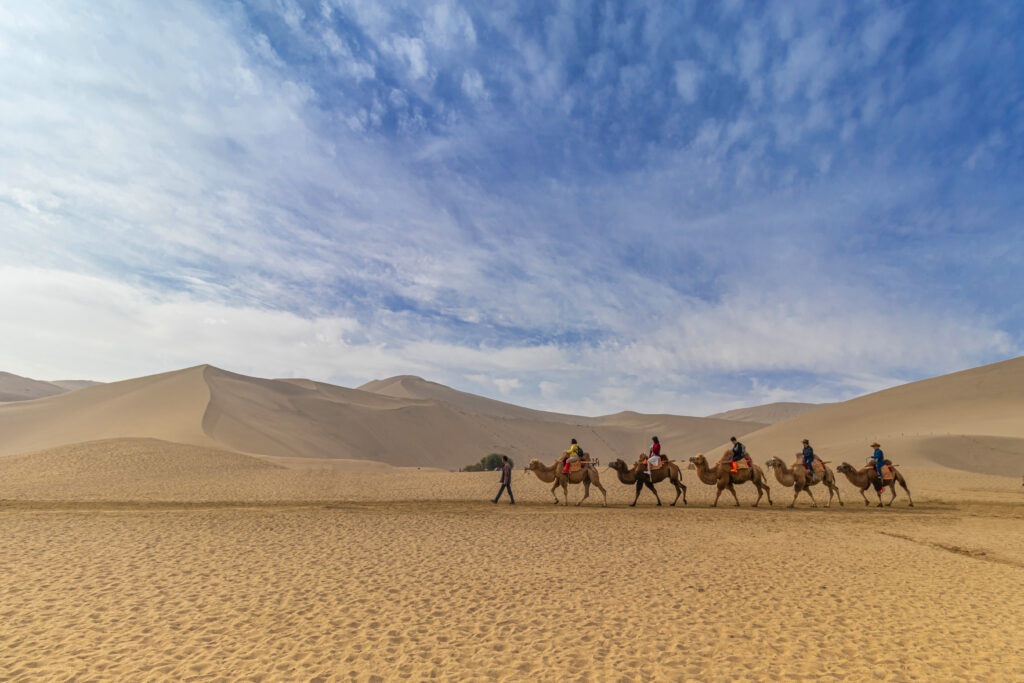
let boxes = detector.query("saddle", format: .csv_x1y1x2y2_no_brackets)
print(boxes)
643,456,668,473
864,458,896,480
720,454,751,472
793,457,826,475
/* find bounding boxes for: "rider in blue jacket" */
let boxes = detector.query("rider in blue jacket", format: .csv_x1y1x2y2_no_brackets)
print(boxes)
801,439,815,477
870,442,885,488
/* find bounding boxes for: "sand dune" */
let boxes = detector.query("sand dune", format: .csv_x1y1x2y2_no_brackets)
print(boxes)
359,374,582,422
0,366,217,456
707,401,826,424
2,357,1022,476
0,365,757,470
717,356,1024,476
0,371,69,402
0,372,101,402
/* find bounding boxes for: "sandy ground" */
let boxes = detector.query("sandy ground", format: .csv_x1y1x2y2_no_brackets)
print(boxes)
1,454,1022,681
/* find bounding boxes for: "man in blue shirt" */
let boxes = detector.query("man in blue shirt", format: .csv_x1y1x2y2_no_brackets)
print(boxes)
870,442,885,489
801,439,815,478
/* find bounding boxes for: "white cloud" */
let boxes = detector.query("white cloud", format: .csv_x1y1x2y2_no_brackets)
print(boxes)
461,68,487,101
0,1,1019,419
673,60,703,103
0,266,1014,417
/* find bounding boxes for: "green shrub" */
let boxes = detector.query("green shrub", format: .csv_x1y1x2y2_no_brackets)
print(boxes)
464,453,511,471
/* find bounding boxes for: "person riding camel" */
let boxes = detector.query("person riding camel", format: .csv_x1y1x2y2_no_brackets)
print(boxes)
645,436,662,473
729,436,747,473
870,442,885,490
802,439,816,478
561,438,583,474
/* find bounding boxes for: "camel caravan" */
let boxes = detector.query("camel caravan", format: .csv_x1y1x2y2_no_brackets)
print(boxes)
525,436,912,509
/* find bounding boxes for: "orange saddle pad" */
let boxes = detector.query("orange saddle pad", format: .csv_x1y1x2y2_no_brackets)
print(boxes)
568,460,584,472
881,464,895,480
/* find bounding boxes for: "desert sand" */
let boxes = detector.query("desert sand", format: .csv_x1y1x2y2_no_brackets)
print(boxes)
1,358,1023,680
0,438,1022,680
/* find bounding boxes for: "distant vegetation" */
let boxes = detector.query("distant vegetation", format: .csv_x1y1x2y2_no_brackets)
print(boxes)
463,453,511,471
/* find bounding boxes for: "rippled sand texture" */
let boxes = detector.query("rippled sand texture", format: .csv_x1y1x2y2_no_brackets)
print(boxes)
1,501,1022,681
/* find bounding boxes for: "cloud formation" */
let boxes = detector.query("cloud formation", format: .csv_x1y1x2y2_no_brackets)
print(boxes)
1,0,1021,415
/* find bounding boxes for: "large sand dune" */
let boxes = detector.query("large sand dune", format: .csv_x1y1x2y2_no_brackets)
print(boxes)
0,365,757,470
707,400,826,424
724,356,1024,475
0,372,100,402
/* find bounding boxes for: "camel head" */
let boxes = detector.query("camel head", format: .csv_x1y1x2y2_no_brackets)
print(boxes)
765,456,784,470
689,453,707,467
608,459,629,473
836,462,854,474
526,459,543,472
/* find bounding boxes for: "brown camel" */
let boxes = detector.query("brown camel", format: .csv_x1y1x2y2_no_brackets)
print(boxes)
836,462,913,507
765,455,843,508
608,456,687,507
688,452,772,507
525,458,608,506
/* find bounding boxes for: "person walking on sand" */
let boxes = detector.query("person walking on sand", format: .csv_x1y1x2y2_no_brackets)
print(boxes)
493,455,514,504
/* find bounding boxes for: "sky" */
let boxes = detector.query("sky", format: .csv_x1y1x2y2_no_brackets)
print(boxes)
1,0,1022,416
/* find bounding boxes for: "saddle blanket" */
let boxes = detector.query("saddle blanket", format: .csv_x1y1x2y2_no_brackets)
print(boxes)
643,458,667,472
794,459,826,474
880,464,895,480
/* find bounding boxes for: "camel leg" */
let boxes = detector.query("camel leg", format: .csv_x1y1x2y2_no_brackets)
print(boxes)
562,482,570,506
596,482,608,507
803,484,817,507
763,481,772,506
576,480,590,507
899,478,914,507
670,480,684,506
647,481,663,506
712,485,724,507
727,484,741,507
550,481,561,504
631,481,643,507
859,488,870,506
887,483,897,507
790,485,800,508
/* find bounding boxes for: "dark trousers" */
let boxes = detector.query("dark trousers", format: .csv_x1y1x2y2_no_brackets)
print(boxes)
494,483,514,503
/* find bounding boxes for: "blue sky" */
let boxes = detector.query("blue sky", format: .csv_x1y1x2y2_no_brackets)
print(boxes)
1,0,1021,415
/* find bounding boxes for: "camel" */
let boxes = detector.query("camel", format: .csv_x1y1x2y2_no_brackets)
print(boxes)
764,456,843,508
688,452,772,507
608,457,687,507
525,458,608,506
836,462,913,507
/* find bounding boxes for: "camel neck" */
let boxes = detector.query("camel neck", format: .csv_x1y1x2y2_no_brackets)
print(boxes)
693,461,720,485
